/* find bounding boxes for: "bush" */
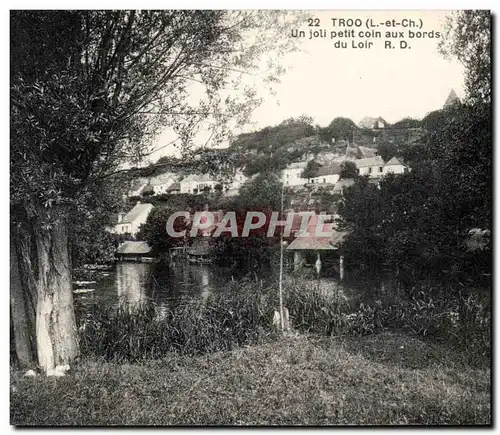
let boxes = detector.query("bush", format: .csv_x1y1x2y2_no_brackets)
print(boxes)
283,279,349,336
75,275,490,365
76,280,279,362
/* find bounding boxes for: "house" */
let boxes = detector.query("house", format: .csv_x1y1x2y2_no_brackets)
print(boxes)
113,203,153,236
286,213,348,279
358,116,388,130
127,178,148,198
308,164,342,185
140,182,155,197
180,174,218,194
150,172,176,195
383,156,407,175
167,182,181,194
281,161,308,186
354,156,385,178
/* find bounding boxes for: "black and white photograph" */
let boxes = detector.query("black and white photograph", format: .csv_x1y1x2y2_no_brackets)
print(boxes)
9,7,491,426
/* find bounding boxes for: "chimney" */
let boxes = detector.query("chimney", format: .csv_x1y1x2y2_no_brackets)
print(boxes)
117,213,124,223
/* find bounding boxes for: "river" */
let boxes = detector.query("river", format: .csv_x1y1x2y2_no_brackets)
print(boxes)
73,261,374,313
73,261,236,310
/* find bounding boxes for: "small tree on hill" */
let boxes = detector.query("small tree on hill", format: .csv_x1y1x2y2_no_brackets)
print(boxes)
301,160,320,179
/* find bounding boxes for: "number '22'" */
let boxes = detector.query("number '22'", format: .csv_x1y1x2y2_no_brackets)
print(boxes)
308,18,320,27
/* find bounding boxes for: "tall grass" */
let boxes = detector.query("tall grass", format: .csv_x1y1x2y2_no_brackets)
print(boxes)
76,275,490,364
76,280,278,362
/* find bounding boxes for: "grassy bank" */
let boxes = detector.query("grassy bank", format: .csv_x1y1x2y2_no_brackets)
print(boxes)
74,277,490,365
11,332,490,426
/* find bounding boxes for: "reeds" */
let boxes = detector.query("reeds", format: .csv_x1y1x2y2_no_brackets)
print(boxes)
77,280,278,362
76,276,490,363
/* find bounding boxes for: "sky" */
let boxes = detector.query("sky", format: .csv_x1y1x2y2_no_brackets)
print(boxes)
149,10,465,162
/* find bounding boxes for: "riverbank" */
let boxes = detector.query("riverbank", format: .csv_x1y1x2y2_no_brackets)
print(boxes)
10,332,490,426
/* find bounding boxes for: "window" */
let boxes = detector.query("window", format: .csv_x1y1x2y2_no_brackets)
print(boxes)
323,178,326,183
379,167,383,172
368,167,372,174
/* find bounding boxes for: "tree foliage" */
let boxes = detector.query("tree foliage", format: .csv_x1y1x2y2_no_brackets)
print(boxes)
10,10,301,371
136,206,191,255
237,172,283,211
440,10,491,105
391,117,422,129
340,161,358,179
301,160,320,179
318,117,356,143
339,11,491,284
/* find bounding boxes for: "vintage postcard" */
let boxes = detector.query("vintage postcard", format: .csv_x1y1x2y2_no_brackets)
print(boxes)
10,9,491,426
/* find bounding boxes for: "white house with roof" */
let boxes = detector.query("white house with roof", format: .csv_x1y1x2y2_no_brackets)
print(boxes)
113,203,153,236
383,157,407,175
167,181,181,194
127,178,148,198
358,116,388,129
150,172,176,195
354,156,385,178
180,173,218,194
308,164,342,185
281,161,308,186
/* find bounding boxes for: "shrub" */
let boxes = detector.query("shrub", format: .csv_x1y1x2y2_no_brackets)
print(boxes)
76,280,279,362
75,275,490,364
282,279,350,336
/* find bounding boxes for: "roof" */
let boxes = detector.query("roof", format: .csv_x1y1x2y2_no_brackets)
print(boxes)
384,157,403,166
167,182,180,191
313,165,342,177
443,89,460,108
354,156,384,168
121,203,153,224
358,116,388,129
181,173,215,183
285,161,308,170
286,229,348,251
287,237,335,250
141,183,154,194
116,241,152,255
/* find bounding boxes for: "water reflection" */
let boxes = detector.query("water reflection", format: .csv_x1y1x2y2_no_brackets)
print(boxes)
116,262,150,309
149,261,227,308
76,261,233,310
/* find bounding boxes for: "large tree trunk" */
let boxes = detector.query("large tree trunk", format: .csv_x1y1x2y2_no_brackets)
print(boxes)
10,234,35,368
34,206,79,373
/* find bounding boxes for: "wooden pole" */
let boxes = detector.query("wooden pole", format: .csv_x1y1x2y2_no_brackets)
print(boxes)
340,255,344,281
278,181,285,331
